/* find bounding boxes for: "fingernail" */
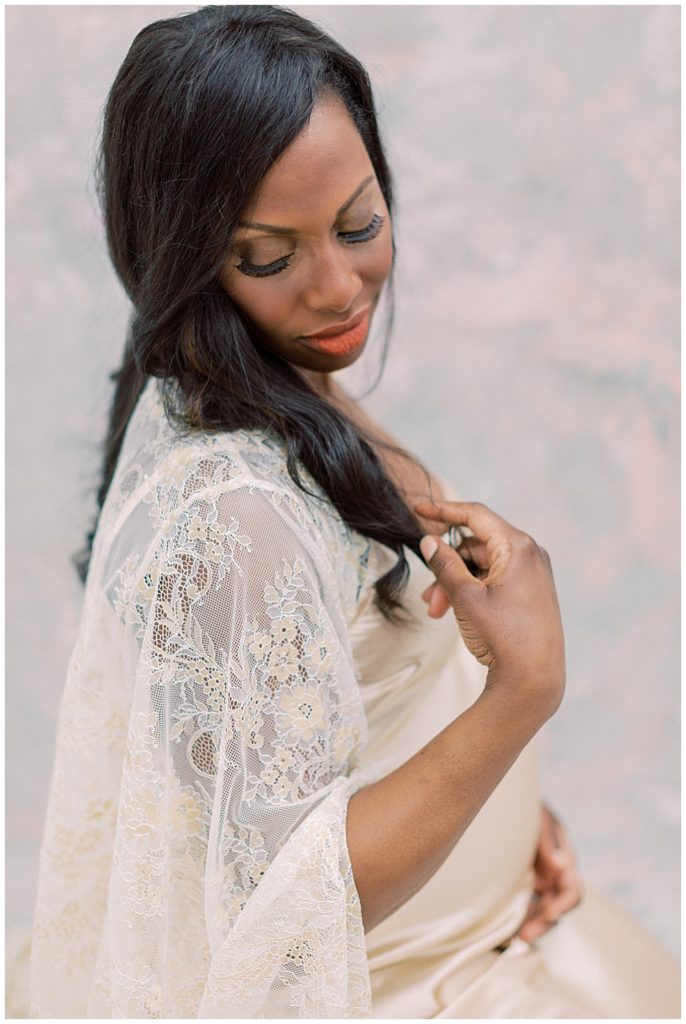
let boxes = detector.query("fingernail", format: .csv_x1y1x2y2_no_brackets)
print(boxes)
420,536,438,562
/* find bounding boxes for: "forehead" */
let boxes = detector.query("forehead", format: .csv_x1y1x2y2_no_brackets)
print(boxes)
246,94,374,220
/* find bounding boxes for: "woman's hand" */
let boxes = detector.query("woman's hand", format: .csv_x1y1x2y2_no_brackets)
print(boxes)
516,802,584,943
414,499,566,716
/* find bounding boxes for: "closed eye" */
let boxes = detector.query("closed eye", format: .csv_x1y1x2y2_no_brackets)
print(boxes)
233,253,294,279
338,213,385,244
234,214,385,278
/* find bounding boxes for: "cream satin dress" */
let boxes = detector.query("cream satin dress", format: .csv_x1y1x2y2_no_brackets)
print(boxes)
354,477,680,1020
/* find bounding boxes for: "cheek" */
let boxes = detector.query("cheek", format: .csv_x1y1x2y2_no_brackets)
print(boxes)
219,270,292,331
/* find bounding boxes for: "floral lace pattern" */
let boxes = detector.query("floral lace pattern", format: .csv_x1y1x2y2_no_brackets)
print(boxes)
30,379,377,1018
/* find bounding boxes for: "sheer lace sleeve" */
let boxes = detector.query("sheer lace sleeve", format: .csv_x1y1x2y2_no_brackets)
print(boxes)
25,383,565,1022
82,478,373,1018
84,477,370,1015
29,384,376,1018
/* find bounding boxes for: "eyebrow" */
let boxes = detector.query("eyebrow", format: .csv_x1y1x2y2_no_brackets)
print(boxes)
238,174,375,235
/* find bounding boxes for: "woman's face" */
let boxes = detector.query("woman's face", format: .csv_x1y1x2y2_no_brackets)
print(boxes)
219,93,393,387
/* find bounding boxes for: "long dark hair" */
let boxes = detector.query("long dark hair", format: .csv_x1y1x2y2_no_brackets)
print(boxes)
76,4,435,623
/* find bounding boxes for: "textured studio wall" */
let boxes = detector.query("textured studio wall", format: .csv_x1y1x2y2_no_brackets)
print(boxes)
6,4,679,960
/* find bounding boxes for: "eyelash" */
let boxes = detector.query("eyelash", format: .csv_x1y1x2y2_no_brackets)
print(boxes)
234,213,385,279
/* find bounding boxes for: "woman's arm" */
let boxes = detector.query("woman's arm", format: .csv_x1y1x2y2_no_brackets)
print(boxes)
347,675,553,933
348,497,567,933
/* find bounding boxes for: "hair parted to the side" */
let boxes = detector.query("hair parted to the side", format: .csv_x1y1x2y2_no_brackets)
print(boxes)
75,3,436,623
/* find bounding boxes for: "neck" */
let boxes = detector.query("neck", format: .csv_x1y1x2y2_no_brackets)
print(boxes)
301,368,335,398
298,369,355,420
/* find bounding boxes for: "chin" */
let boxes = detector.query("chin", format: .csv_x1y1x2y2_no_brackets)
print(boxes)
294,339,367,373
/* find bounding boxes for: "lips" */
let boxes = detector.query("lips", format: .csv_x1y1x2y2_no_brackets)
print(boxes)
301,305,370,340
297,305,371,356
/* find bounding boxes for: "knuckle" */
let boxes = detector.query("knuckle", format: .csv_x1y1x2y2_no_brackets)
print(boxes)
514,532,537,554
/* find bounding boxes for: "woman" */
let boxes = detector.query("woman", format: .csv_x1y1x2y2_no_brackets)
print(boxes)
28,6,679,1018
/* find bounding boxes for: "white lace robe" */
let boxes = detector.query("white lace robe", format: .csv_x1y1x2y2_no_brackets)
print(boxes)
30,378,381,1018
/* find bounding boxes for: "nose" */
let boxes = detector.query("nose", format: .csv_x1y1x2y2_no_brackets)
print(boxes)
303,245,363,315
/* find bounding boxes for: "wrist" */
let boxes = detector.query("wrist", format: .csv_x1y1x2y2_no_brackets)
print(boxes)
483,661,565,724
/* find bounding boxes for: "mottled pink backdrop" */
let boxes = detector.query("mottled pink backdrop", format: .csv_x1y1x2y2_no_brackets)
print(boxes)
6,4,679,963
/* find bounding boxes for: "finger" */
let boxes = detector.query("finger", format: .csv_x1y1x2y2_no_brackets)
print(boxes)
535,845,577,899
428,583,451,618
419,581,450,610
532,864,582,922
551,820,576,861
414,499,515,542
517,914,541,940
537,826,564,863
540,869,584,918
457,538,489,570
520,892,542,925
543,823,579,879
533,869,558,896
518,915,559,942
537,807,569,862
419,534,482,593
541,896,580,924
517,897,554,941
518,910,545,936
